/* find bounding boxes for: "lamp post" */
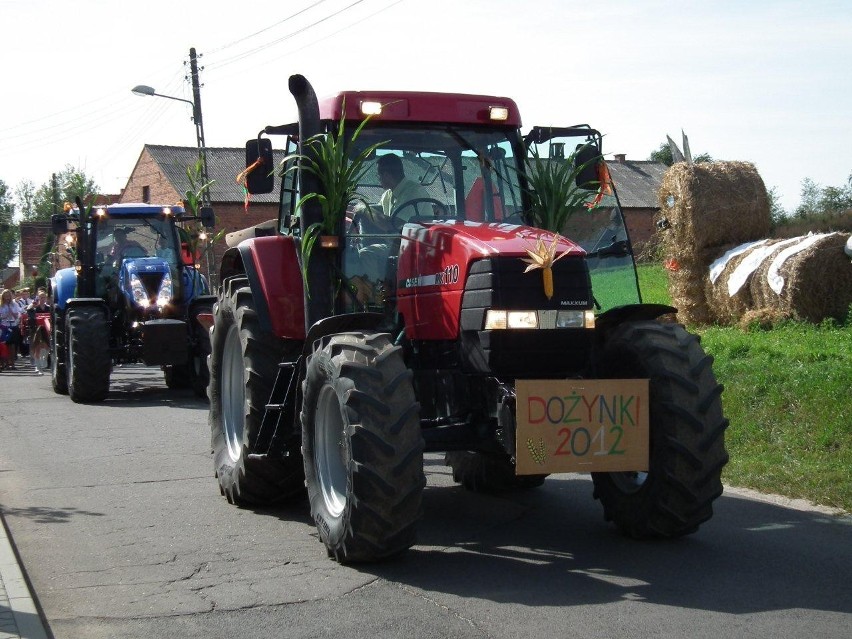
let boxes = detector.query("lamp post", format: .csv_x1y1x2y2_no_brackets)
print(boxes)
131,83,210,206
132,48,217,285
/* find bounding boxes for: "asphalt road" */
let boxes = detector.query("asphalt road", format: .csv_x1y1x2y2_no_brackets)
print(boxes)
0,363,849,639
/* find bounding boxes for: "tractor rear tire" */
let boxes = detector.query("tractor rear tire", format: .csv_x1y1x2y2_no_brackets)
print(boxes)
445,452,547,492
302,332,424,563
164,365,191,389
66,306,111,403
592,320,729,538
209,277,305,506
51,307,68,395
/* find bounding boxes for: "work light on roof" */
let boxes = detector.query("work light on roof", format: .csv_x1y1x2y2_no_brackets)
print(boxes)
360,101,382,116
489,106,509,121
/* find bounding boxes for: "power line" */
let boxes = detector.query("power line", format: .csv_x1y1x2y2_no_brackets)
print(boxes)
205,0,368,71
205,0,332,55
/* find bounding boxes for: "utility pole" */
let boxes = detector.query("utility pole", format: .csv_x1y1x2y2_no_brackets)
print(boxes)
188,47,216,287
188,47,210,207
51,173,58,216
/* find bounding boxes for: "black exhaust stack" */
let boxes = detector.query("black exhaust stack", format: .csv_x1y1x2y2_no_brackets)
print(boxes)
288,74,335,331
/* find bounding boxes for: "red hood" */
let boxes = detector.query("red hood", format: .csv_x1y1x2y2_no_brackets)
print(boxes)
402,220,586,257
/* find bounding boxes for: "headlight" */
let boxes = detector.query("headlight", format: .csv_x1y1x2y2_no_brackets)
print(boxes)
156,272,173,307
129,274,148,306
484,309,595,330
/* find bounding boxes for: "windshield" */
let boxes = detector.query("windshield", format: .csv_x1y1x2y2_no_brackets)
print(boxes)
345,123,524,224
94,216,180,267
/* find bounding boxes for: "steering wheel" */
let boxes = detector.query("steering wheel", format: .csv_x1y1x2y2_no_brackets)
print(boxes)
390,198,453,228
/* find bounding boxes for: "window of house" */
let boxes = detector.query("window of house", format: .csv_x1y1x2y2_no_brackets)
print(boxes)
142,186,150,203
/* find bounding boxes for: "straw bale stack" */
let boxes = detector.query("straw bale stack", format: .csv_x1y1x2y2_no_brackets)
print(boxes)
658,161,770,252
748,232,852,323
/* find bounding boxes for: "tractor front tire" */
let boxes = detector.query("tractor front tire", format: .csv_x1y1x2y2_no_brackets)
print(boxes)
50,307,67,395
302,332,424,563
209,277,305,506
445,452,546,492
66,306,111,403
592,321,729,538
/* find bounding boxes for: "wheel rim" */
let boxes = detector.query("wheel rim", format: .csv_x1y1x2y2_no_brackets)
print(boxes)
221,324,246,463
315,384,348,518
32,336,49,371
611,471,649,493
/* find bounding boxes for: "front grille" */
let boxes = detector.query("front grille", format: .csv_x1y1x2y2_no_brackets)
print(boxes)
458,256,594,378
139,272,164,301
460,256,591,331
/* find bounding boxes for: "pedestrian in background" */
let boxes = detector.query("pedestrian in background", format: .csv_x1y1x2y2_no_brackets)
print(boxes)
0,289,22,369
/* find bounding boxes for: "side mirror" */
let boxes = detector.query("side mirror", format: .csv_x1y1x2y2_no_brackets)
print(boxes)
51,214,69,234
574,144,602,190
199,206,215,228
245,138,275,194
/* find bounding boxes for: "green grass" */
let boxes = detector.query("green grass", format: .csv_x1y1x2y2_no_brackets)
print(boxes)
635,263,852,512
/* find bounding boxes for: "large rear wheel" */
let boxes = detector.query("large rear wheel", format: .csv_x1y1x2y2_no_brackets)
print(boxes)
209,276,304,505
66,306,111,403
592,321,729,538
302,332,424,563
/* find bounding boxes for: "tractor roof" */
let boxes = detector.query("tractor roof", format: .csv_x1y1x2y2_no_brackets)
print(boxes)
94,203,186,217
319,91,522,127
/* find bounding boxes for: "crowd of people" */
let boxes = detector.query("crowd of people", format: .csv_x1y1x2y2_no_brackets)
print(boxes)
0,286,51,371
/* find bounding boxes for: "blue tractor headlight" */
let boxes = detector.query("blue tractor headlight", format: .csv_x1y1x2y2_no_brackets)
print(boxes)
129,273,148,307
156,272,173,308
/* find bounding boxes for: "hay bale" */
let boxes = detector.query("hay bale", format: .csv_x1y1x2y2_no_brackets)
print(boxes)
705,246,757,325
665,246,729,325
750,232,852,323
657,161,771,252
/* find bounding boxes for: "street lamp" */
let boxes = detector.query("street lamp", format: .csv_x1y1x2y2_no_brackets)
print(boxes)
131,82,210,206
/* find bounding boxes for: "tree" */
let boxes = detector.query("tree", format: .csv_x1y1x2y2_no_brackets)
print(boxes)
0,180,17,267
793,175,852,219
648,142,713,166
22,165,98,222
14,180,35,221
766,186,787,228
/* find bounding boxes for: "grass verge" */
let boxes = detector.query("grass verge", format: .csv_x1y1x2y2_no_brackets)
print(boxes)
636,263,851,512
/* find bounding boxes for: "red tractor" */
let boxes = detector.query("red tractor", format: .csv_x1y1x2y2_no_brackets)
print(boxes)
209,75,728,562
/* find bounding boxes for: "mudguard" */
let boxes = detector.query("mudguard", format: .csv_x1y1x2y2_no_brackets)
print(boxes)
221,235,306,340
50,267,78,311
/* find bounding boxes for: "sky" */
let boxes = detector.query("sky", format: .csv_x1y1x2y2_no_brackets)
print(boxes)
1,0,850,216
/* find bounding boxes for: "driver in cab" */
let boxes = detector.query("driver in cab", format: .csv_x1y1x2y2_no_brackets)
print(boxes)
376,154,430,222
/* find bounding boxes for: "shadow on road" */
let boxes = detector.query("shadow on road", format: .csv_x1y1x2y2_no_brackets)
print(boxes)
362,473,851,617
0,503,105,524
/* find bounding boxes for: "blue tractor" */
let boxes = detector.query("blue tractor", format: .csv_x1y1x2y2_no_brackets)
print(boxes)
49,202,216,402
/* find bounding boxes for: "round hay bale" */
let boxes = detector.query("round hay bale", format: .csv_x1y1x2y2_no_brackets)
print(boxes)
657,161,771,252
705,247,757,326
758,232,852,323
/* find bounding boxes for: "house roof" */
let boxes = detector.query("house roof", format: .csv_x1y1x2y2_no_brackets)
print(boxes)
607,160,668,208
145,145,285,204
144,145,667,210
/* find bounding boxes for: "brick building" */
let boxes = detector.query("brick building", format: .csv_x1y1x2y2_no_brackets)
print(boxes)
606,155,669,254
120,145,283,269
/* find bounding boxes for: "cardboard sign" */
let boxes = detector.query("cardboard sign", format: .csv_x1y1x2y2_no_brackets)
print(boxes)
515,379,649,475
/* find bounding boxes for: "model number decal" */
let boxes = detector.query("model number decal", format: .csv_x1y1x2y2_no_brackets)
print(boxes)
403,264,460,289
434,264,460,286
